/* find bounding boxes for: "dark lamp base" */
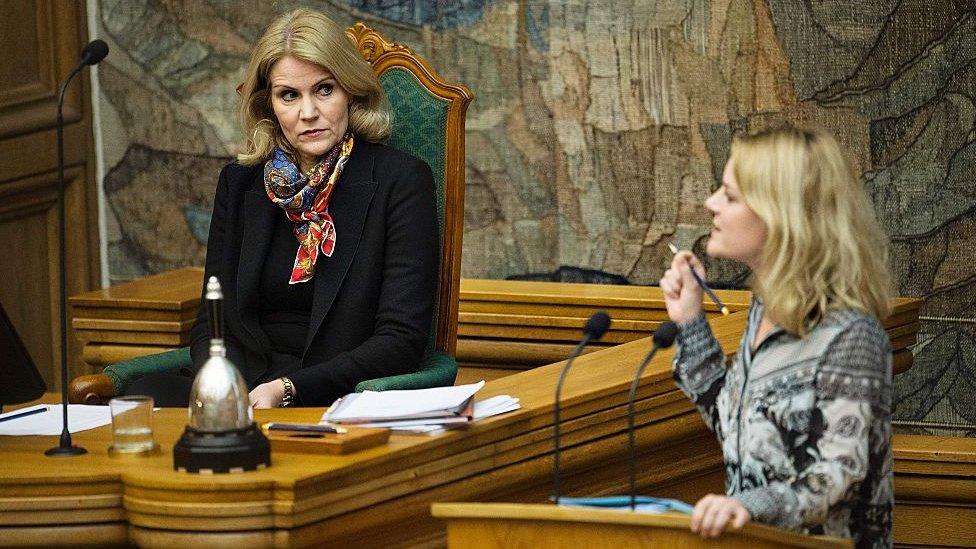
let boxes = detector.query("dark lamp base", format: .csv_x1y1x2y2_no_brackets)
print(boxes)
173,422,271,473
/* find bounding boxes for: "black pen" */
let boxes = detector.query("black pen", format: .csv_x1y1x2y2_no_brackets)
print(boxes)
668,243,730,315
261,422,347,434
0,406,47,423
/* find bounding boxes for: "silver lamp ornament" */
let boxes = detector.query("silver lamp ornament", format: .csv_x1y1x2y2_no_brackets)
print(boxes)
173,277,270,473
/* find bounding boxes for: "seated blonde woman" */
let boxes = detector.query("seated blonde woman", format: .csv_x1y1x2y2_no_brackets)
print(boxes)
127,9,438,409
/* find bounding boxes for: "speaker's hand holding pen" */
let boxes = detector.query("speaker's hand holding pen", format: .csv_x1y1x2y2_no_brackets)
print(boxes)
660,250,705,325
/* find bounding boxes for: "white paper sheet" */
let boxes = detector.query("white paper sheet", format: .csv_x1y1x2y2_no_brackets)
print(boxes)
390,425,444,434
327,380,486,422
0,404,113,436
473,395,520,419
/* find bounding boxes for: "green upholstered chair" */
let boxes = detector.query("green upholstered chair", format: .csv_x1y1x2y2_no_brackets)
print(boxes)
349,22,471,357
94,347,459,397
68,24,472,405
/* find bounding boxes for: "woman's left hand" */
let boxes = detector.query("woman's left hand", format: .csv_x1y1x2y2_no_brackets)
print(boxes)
690,494,751,538
249,379,286,408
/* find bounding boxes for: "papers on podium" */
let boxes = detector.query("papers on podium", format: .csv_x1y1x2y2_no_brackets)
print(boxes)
322,381,520,433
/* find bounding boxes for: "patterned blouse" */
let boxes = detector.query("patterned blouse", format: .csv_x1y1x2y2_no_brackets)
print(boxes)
673,299,893,548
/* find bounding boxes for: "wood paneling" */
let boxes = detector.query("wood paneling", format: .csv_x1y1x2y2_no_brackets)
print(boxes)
0,1,83,140
893,435,976,547
0,167,91,388
0,122,90,181
0,214,53,384
0,2,48,104
0,0,97,392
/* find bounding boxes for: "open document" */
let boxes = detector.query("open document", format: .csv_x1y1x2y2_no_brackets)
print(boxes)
0,404,112,436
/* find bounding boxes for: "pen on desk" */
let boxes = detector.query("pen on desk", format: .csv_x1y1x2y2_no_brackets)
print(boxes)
261,422,347,434
667,242,730,315
0,406,47,423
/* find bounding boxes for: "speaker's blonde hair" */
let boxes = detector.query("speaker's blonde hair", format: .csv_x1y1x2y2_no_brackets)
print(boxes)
237,9,390,165
730,126,892,335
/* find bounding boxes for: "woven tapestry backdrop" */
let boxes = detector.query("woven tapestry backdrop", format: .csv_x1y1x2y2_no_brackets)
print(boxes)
91,0,976,429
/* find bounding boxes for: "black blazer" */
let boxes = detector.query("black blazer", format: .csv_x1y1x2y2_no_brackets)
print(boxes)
189,140,439,406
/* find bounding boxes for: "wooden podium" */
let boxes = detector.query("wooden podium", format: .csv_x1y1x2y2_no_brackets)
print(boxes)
432,503,852,548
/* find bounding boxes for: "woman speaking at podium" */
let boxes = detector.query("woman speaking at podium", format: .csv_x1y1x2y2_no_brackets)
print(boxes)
659,126,892,548
127,9,438,408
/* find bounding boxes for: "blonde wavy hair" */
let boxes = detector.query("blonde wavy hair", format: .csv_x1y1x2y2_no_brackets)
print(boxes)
730,126,892,335
237,9,390,165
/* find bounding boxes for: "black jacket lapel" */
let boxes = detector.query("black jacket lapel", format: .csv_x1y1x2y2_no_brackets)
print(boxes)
304,143,378,355
237,176,276,353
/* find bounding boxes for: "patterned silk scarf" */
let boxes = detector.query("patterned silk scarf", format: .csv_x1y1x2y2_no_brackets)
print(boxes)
263,132,355,284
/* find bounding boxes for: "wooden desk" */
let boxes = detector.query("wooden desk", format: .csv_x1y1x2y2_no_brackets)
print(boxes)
2,312,748,548
69,267,203,370
5,311,971,548
69,271,920,386
456,280,918,382
67,270,749,373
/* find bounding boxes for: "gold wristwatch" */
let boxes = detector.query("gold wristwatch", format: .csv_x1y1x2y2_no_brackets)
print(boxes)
280,377,296,407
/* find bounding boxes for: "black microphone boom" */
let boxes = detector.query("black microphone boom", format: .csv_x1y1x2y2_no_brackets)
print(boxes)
46,39,109,458
551,311,611,504
627,321,678,509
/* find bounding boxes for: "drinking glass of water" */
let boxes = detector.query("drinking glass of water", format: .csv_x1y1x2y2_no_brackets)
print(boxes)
108,395,158,455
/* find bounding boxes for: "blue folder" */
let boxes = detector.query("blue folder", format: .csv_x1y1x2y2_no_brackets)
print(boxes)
558,495,694,514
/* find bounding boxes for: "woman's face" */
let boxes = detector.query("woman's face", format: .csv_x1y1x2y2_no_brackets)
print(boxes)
704,158,768,270
268,55,350,172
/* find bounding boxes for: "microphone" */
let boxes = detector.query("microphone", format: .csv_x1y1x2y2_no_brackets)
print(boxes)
551,311,611,504
627,321,679,509
46,39,109,458
80,39,109,66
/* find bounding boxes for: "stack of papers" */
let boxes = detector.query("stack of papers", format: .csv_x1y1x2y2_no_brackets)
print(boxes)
321,381,520,434
473,395,521,419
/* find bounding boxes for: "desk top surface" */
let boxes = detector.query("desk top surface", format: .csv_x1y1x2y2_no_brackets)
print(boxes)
0,310,968,547
0,314,749,528
1,307,967,490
